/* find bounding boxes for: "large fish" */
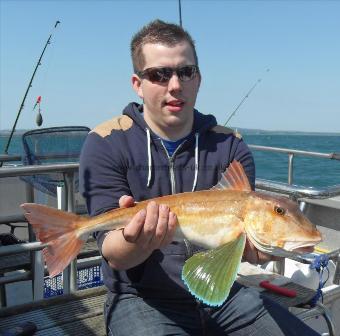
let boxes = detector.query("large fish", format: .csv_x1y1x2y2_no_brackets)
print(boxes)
21,161,322,306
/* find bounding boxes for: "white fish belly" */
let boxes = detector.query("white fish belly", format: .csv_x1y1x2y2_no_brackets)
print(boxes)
174,214,244,249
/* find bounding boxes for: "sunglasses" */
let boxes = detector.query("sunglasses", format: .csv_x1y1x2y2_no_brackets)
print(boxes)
137,65,199,83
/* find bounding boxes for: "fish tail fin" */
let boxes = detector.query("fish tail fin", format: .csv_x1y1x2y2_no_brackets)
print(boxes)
21,203,87,277
43,230,85,277
182,233,246,306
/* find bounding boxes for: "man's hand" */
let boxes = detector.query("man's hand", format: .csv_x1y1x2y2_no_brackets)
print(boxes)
243,237,282,265
102,195,178,270
119,195,178,250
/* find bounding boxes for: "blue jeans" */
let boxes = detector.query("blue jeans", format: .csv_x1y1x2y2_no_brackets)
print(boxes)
104,283,320,336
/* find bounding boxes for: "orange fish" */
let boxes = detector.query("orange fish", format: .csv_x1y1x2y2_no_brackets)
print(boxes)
21,161,322,306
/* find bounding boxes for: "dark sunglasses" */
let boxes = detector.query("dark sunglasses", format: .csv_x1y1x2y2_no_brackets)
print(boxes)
137,65,199,83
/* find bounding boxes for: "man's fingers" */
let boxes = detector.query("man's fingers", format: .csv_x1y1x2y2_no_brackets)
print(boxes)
139,201,159,247
243,238,259,264
122,209,146,243
244,237,282,264
151,204,169,245
121,201,177,250
160,212,178,247
258,251,282,263
119,195,135,208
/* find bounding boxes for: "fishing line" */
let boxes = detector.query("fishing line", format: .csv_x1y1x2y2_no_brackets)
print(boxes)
224,68,270,127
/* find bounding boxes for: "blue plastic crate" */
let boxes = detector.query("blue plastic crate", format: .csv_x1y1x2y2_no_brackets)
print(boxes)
43,266,103,298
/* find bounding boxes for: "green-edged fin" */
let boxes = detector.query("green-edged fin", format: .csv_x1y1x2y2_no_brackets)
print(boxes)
182,233,246,306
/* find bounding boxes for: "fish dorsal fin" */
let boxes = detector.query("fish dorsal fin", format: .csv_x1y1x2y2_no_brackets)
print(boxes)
182,233,246,306
211,160,251,192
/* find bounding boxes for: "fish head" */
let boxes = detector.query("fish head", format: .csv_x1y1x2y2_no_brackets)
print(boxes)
244,193,322,257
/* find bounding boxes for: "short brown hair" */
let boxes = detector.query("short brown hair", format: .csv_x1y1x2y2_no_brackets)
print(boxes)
131,19,199,73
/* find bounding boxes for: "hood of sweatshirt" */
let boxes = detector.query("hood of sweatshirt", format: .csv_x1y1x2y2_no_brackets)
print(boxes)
122,102,218,191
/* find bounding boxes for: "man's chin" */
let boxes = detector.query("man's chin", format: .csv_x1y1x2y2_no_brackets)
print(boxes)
164,114,190,127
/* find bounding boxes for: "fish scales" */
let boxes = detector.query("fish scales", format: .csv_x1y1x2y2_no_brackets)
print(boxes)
80,189,249,248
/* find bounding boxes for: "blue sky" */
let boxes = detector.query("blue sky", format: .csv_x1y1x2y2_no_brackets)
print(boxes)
1,0,339,132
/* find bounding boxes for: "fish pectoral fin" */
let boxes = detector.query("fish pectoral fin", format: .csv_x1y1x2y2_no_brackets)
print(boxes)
182,233,246,307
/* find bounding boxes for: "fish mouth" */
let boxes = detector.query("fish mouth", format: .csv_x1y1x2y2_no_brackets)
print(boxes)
257,243,316,259
285,242,317,254
247,233,319,258
294,246,315,254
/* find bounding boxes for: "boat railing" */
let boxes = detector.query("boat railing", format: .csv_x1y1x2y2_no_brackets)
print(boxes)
2,143,340,182
0,145,340,307
0,163,95,307
248,144,340,185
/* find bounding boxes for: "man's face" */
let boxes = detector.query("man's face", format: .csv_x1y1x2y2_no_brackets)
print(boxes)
132,41,201,140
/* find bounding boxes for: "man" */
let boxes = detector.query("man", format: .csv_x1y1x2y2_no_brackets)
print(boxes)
80,19,320,336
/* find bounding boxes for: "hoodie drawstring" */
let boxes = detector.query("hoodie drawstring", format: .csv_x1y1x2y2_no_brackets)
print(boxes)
191,132,199,192
145,129,199,191
146,128,152,187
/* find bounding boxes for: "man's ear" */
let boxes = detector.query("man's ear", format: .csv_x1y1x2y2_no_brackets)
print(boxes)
132,74,144,100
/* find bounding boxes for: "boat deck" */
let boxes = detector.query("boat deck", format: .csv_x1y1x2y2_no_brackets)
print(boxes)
0,286,106,336
0,264,318,336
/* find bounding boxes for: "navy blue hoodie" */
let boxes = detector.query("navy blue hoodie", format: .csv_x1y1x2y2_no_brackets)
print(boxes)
79,102,255,299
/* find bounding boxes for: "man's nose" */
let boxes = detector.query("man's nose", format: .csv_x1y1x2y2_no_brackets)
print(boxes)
168,73,182,92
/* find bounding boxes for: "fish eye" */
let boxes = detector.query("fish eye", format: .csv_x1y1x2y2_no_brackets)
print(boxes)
274,206,286,216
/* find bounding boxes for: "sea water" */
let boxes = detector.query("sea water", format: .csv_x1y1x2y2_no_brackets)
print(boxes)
243,133,340,188
1,131,339,188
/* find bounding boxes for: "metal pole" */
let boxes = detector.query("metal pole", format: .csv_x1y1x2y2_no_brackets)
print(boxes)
62,172,77,293
288,153,294,185
334,254,340,285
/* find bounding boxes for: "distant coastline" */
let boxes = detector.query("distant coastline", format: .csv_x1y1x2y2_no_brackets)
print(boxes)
0,129,27,136
233,128,340,136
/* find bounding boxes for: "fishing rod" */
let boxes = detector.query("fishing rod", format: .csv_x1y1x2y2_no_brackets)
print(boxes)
224,68,270,127
178,0,183,27
1,20,60,166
